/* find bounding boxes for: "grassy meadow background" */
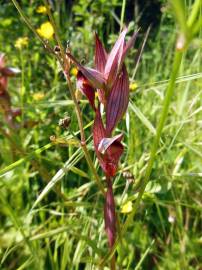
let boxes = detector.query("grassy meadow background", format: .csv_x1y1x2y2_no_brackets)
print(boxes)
0,0,202,269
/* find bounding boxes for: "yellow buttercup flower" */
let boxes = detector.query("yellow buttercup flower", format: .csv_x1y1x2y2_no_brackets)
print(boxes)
33,92,45,101
121,201,133,213
36,5,47,14
37,22,54,39
70,67,78,76
15,37,29,49
129,82,138,91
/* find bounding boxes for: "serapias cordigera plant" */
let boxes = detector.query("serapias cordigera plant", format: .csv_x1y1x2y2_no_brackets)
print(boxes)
68,27,139,252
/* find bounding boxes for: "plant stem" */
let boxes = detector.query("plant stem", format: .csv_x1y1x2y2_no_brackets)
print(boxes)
11,0,105,196
120,0,126,30
105,177,116,270
111,256,116,270
100,48,184,268
187,0,202,28
43,0,66,60
65,74,106,196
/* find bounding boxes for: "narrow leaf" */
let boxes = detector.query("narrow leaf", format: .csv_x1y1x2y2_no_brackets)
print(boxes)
132,26,150,80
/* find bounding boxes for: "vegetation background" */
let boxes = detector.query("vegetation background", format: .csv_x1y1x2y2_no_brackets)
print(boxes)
0,0,202,269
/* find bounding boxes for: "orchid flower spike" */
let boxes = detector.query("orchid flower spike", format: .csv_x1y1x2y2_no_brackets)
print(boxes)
67,28,138,107
68,28,140,253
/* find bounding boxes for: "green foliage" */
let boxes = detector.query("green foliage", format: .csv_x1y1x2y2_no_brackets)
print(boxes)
0,0,202,269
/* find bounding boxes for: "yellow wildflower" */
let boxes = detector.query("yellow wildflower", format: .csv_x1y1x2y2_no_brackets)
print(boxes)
129,82,138,91
37,22,54,39
36,5,47,14
33,92,45,101
70,67,78,76
121,201,133,213
15,37,29,49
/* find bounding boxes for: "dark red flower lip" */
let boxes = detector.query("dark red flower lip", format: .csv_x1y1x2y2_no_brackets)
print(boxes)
98,134,123,154
93,108,124,177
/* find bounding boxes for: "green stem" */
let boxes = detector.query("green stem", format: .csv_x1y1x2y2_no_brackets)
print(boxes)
43,0,66,59
20,49,25,121
100,49,184,268
187,0,202,28
120,0,126,30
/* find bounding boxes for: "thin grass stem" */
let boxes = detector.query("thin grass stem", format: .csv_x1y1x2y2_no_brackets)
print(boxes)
187,0,202,27
120,0,126,30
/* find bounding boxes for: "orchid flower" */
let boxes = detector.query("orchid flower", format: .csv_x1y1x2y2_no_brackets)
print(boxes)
93,108,124,177
68,28,138,251
67,27,138,106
